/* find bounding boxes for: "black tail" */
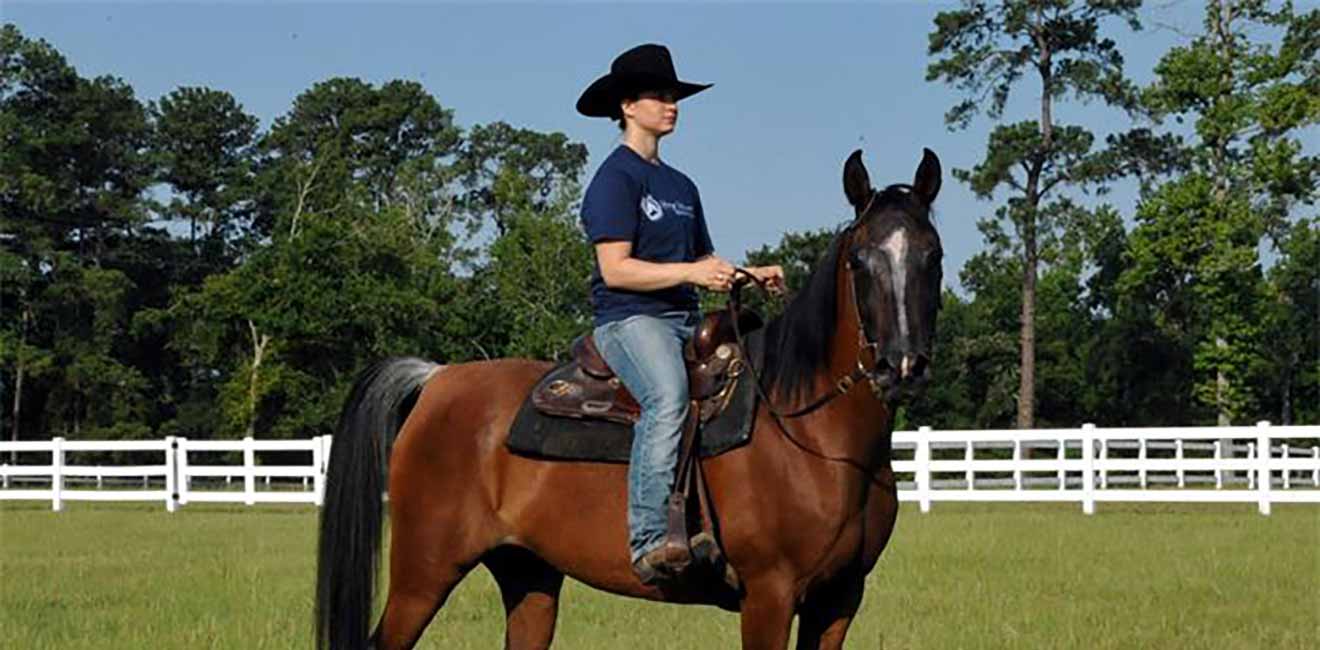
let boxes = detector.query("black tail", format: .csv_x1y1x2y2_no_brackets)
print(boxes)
316,357,440,650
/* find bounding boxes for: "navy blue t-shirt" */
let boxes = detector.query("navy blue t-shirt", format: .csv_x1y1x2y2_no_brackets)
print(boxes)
581,145,715,326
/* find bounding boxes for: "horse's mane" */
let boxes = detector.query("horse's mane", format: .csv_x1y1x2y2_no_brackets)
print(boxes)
759,184,920,403
759,228,845,403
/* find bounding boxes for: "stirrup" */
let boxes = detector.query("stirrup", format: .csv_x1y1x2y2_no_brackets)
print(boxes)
633,540,692,585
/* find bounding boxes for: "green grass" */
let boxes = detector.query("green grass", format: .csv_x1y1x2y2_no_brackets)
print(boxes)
2,502,1316,649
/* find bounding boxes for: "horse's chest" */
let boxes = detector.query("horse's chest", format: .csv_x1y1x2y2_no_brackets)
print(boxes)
802,473,900,582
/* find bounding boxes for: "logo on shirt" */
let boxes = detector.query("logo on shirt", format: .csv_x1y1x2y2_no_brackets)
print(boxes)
641,194,664,221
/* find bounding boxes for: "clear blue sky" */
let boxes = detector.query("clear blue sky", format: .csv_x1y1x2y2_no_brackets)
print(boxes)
7,1,1218,290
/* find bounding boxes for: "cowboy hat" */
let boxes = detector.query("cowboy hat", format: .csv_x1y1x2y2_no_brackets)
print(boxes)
576,43,712,119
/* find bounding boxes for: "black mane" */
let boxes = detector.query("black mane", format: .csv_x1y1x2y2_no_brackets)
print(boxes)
759,184,921,403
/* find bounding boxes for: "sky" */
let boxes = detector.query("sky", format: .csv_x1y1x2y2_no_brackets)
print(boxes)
5,1,1234,290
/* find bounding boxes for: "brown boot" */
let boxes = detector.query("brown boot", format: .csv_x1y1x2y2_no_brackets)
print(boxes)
632,540,692,585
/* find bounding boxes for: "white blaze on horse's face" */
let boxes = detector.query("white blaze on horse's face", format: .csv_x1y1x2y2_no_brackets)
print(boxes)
879,228,910,346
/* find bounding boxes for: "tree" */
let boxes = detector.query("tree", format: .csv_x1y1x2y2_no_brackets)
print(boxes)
255,78,463,242
0,25,156,441
928,0,1142,428
152,86,259,272
456,121,588,240
1120,0,1319,424
741,227,839,319
482,183,594,361
1259,219,1318,425
173,201,456,438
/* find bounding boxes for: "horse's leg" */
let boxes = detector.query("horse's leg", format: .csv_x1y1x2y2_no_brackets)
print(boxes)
793,575,865,650
372,499,484,650
739,578,796,650
372,563,469,650
484,546,566,650
372,432,492,649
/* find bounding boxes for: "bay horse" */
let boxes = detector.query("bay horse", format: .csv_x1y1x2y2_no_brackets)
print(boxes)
316,148,944,649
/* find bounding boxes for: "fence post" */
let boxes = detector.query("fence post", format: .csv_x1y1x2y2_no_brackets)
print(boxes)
1313,447,1318,488
917,427,931,513
1057,439,1066,490
1176,439,1185,488
965,440,974,490
1099,439,1108,489
164,436,177,513
1282,444,1291,489
1,463,8,489
1214,440,1223,489
321,435,333,476
176,438,190,506
1139,438,1148,488
1256,421,1271,516
244,436,256,506
1012,440,1022,490
52,436,64,512
312,436,325,507
1082,424,1096,515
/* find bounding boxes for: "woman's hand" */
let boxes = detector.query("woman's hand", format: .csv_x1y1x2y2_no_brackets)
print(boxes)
747,265,787,295
688,256,737,292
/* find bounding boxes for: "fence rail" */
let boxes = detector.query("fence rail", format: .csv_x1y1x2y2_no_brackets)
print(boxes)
2,422,1317,514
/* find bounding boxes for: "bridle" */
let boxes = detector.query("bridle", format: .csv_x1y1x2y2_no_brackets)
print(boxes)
727,190,892,422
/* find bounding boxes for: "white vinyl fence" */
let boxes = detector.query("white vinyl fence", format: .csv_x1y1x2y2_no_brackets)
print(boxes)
0,436,330,512
1,423,1317,515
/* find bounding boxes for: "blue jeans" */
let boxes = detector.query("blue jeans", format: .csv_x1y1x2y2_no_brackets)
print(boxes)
593,310,698,562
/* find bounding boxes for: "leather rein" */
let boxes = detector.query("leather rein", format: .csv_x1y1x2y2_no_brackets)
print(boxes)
727,191,889,422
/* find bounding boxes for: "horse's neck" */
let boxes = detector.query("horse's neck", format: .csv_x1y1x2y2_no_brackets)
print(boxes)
784,259,893,470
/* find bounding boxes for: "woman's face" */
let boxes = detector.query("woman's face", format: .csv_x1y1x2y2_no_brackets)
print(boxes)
621,89,678,136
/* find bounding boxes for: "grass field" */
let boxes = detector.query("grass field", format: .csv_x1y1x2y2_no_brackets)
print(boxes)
2,501,1316,649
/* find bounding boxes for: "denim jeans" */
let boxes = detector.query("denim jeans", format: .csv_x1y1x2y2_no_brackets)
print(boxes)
593,310,699,562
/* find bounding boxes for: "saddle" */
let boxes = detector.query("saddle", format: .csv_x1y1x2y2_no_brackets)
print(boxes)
530,308,764,426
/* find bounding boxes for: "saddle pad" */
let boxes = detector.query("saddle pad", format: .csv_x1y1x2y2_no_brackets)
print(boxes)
506,329,764,463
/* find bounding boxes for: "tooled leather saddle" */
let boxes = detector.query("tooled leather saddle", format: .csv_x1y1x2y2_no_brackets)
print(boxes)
506,308,764,463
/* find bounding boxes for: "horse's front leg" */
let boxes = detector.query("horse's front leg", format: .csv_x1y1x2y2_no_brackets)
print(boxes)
794,574,865,650
739,577,796,650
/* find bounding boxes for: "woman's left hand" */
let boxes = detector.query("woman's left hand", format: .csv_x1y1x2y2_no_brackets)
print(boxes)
748,265,787,295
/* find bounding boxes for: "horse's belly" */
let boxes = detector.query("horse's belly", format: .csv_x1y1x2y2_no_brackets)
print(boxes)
491,454,737,607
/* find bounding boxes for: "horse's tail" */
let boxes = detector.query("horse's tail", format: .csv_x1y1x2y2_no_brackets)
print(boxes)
316,357,440,650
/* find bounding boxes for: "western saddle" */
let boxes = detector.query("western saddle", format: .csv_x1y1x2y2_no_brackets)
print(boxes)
530,308,763,426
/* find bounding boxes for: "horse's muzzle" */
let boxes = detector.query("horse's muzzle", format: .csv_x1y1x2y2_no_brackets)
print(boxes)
871,352,931,401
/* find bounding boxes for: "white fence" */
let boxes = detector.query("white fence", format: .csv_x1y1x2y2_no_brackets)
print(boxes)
1,423,1317,514
0,436,330,512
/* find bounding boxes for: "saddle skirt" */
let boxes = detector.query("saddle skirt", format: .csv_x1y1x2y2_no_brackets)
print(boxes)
506,319,764,464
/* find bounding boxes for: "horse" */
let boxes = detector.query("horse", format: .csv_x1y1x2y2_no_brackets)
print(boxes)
315,147,945,650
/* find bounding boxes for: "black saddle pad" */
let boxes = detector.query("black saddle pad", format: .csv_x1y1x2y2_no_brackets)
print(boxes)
507,329,764,463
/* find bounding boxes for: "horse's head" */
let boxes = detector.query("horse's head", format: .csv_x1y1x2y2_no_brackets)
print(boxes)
840,148,943,401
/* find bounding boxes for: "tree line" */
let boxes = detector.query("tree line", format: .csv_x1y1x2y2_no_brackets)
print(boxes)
1,1,1316,447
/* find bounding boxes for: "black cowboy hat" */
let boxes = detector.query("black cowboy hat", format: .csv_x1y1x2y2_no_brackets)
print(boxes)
576,43,712,119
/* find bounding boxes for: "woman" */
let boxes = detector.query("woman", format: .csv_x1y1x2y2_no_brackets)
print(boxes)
576,43,785,584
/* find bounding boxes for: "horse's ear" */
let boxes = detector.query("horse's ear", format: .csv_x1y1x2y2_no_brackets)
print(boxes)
913,148,942,205
843,149,872,212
